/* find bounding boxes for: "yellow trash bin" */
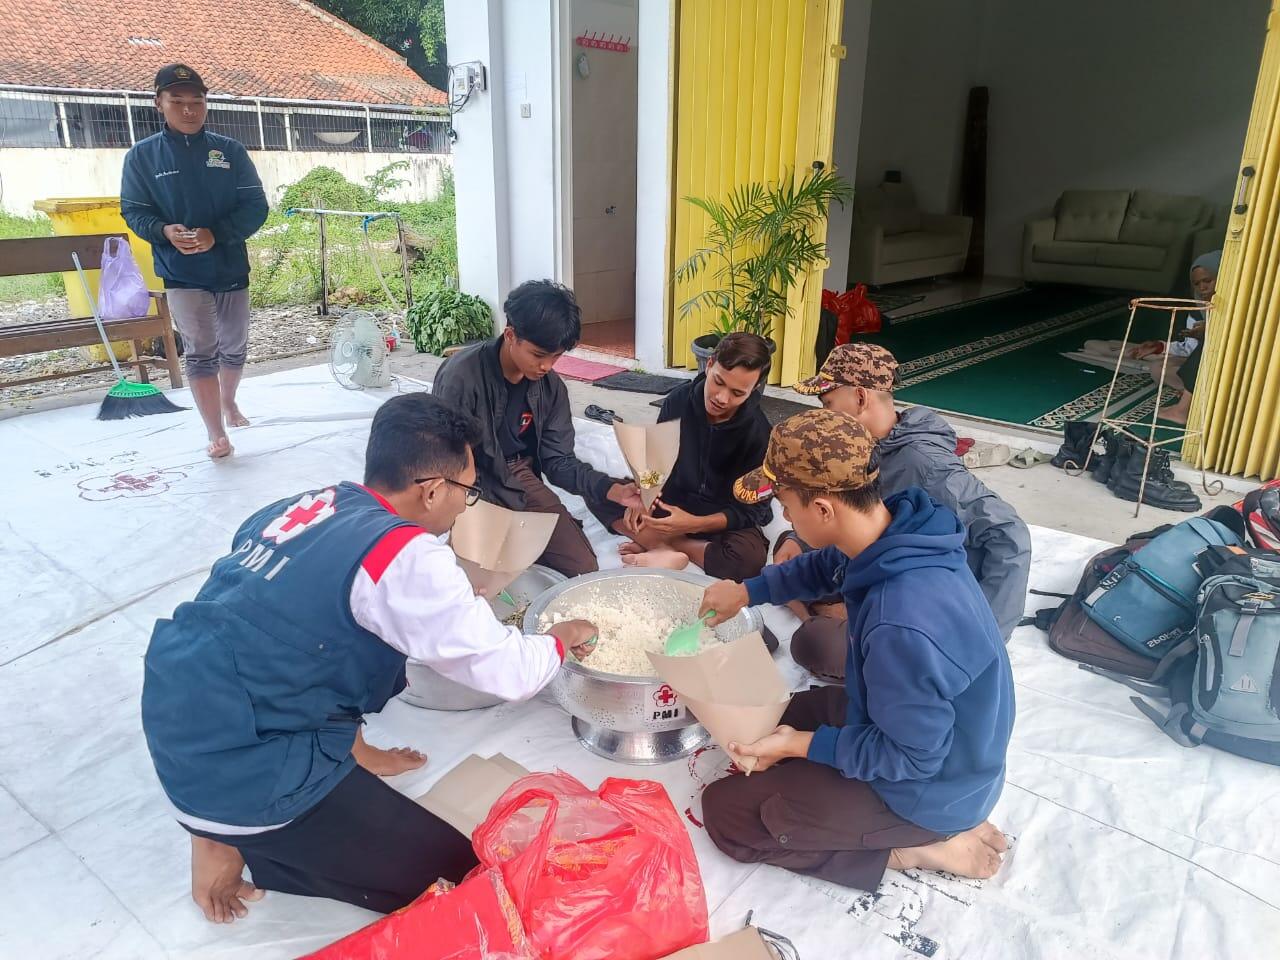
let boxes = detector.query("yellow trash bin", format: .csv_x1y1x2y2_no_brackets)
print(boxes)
33,197,165,362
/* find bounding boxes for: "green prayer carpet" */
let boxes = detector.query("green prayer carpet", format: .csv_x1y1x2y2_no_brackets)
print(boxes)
858,287,1187,438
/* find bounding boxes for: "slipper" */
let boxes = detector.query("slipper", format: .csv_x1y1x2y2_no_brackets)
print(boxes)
962,442,1011,469
585,405,619,425
1008,447,1053,469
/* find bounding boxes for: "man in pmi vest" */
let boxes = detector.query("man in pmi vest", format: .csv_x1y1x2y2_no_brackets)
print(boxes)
141,392,597,922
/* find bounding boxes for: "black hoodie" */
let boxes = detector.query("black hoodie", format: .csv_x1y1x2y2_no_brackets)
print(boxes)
656,374,772,531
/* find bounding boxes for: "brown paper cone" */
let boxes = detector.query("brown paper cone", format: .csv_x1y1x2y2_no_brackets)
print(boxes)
647,632,791,770
614,420,680,506
450,500,558,597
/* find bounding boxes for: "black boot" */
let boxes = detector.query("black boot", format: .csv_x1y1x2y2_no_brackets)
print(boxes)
1112,447,1202,512
1106,437,1135,492
1052,420,1100,470
1093,429,1121,485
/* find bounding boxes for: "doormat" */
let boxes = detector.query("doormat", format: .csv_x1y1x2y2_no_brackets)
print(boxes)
553,355,628,382
650,392,812,426
596,371,687,394
857,287,1184,432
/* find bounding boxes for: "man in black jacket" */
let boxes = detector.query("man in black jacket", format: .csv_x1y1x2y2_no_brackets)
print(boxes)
587,333,773,581
432,281,641,577
121,64,268,461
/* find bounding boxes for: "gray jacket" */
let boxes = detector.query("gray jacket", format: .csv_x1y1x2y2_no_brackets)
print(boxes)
432,339,615,509
878,407,1032,640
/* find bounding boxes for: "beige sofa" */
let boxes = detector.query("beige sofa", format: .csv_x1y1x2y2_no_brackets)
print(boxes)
849,182,973,286
1023,190,1216,293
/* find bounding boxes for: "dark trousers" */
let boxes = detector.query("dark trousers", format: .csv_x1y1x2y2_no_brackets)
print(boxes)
191,766,480,914
702,687,942,891
508,457,600,578
790,615,850,682
587,497,768,581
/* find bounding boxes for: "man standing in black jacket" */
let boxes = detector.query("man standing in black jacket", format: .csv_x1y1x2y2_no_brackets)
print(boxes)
587,333,773,581
121,64,268,461
432,281,641,577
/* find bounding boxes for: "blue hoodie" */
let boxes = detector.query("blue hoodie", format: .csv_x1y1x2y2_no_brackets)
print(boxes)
120,127,268,292
744,488,1015,834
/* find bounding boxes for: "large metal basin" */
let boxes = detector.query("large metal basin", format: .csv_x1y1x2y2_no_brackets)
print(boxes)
400,565,567,711
523,568,765,764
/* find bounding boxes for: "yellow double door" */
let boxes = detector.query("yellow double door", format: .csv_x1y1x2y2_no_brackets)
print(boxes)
668,0,844,386
1188,1,1280,480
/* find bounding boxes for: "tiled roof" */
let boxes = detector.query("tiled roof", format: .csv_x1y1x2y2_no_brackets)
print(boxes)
0,0,446,107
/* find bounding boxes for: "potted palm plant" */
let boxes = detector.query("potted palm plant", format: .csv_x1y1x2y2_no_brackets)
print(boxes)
675,168,851,371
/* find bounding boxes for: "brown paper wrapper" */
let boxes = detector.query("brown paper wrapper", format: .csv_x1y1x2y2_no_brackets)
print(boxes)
648,632,791,774
414,753,530,837
450,499,558,597
614,420,681,510
660,927,779,959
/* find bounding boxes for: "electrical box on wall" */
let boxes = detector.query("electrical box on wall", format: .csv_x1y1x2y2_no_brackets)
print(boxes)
450,61,488,101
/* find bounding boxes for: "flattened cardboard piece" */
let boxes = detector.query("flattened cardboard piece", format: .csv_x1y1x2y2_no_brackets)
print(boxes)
648,632,791,774
415,753,531,836
660,927,778,959
450,499,557,597
614,419,681,509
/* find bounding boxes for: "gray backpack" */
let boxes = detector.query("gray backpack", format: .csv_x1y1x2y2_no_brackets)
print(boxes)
1098,548,1280,765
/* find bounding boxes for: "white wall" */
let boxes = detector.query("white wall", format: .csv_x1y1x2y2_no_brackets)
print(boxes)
977,0,1266,276
0,148,451,216
822,0,874,291
633,0,672,370
850,0,1267,279
854,0,981,216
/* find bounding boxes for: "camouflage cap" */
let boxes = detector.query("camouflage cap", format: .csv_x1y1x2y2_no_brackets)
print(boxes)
734,409,880,504
794,343,899,396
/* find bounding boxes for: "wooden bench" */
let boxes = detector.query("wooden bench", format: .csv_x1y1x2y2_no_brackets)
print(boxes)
0,233,183,389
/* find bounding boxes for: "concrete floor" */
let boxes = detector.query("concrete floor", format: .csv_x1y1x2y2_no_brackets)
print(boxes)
3,345,1245,545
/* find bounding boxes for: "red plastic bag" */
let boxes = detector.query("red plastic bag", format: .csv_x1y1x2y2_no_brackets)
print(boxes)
822,285,882,345
300,868,536,960
473,772,709,960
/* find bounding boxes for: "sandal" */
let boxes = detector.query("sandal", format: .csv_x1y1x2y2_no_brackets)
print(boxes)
585,405,619,425
962,442,1012,469
1008,447,1053,469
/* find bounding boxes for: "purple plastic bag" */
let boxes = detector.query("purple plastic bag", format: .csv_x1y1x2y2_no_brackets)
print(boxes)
98,236,151,319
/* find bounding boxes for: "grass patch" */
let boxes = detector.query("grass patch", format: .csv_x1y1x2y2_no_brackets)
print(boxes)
0,212,62,304
251,163,458,309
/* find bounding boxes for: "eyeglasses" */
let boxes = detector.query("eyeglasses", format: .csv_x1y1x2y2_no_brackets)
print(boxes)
415,477,482,506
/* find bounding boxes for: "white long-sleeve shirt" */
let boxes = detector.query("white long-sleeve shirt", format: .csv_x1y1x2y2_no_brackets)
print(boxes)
169,528,564,837
350,530,564,702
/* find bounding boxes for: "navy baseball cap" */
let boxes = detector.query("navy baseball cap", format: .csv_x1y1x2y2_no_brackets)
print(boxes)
155,64,207,94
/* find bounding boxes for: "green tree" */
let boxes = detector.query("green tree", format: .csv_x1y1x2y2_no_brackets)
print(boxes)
313,0,447,89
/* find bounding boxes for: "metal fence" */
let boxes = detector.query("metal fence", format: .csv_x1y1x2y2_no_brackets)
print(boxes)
0,88,450,154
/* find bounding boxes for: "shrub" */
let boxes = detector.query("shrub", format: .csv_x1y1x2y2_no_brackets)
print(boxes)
406,288,493,355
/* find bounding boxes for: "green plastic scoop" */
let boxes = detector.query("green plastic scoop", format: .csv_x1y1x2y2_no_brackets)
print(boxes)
664,610,715,655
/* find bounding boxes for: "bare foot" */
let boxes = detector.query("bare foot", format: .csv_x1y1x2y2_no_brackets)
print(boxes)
191,835,263,923
352,731,427,777
622,547,690,571
1160,397,1191,425
619,540,646,557
223,404,250,428
887,826,1004,879
207,436,233,460
975,820,1009,853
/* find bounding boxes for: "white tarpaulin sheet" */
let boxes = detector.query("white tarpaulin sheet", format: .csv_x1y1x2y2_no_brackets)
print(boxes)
0,365,1276,959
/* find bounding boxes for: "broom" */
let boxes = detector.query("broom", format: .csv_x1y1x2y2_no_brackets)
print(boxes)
72,252,187,421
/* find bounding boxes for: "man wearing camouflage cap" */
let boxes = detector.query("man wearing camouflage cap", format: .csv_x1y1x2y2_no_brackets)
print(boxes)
698,409,1014,891
774,343,1031,679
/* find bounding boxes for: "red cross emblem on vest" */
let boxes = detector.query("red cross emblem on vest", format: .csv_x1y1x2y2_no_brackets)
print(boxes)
653,684,678,707
262,488,337,544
